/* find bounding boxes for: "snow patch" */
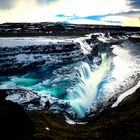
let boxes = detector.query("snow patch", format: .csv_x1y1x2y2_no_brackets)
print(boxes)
112,80,140,108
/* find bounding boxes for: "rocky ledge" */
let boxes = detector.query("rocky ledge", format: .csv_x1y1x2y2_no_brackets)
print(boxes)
0,88,140,140
0,42,84,75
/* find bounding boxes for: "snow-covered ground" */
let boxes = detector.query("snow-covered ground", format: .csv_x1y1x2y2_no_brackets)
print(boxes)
0,36,74,48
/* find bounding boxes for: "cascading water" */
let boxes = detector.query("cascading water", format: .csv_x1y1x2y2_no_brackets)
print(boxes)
66,54,111,117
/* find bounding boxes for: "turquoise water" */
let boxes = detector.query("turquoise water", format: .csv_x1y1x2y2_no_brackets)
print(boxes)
0,53,112,117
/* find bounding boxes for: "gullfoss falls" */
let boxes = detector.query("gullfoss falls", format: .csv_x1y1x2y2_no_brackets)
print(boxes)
0,33,140,122
67,54,111,117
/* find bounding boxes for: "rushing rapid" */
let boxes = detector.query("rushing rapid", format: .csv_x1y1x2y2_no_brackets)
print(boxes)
0,33,140,122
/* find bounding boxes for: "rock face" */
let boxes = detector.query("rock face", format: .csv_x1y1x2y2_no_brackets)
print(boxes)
0,90,34,140
0,41,84,75
0,32,134,75
3,89,76,120
5,89,41,110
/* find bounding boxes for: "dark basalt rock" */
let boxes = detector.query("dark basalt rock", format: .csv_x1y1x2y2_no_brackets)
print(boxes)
4,89,41,110
0,42,85,75
2,89,76,120
0,32,135,76
0,90,34,140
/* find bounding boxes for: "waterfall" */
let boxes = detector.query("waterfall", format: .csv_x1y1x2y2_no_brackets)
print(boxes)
1,33,139,122
66,53,111,117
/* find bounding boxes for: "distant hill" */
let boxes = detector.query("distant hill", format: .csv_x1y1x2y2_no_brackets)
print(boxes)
0,22,140,37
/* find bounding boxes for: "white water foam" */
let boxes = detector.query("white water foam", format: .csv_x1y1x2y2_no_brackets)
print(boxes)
98,43,140,106
67,54,111,117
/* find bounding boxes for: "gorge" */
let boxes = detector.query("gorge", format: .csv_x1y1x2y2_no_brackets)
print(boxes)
0,32,140,123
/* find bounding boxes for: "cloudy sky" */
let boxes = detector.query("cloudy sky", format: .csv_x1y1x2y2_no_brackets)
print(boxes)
0,0,140,26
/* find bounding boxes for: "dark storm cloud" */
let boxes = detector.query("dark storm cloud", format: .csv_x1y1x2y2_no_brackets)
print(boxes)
113,10,140,16
36,0,58,4
0,0,58,10
128,0,140,9
0,0,16,9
